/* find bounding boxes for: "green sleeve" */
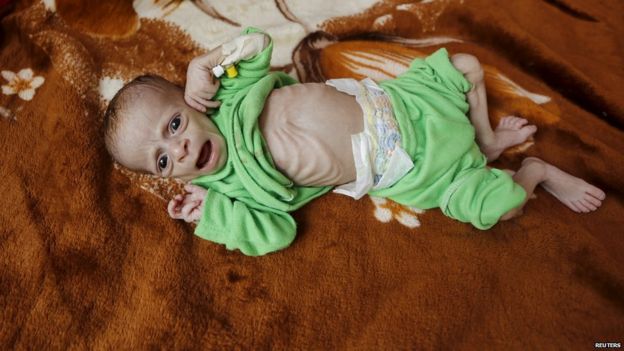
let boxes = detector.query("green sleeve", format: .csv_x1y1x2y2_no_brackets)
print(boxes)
194,189,297,256
215,27,273,101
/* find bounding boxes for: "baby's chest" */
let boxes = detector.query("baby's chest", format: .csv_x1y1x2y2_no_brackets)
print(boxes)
258,83,363,186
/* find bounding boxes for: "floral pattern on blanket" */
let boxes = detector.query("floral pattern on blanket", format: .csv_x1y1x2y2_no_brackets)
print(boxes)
1,68,45,101
371,196,425,228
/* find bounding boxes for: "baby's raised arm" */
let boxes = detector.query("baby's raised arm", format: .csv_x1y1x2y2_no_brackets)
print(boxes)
184,32,270,112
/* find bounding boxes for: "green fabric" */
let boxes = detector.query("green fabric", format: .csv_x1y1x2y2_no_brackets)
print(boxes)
372,48,526,229
194,190,298,256
191,27,330,256
439,145,526,229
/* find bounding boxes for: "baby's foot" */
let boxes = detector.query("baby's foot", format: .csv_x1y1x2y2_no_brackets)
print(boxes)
482,116,537,161
523,157,606,213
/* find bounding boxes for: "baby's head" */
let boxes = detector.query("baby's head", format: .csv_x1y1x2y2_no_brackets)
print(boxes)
104,75,227,181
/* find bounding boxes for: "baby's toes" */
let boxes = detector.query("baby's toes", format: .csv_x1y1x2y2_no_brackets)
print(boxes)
513,125,537,143
500,116,515,127
588,186,606,200
513,118,529,129
585,192,603,208
574,200,591,213
581,198,598,211
567,200,583,213
521,125,538,136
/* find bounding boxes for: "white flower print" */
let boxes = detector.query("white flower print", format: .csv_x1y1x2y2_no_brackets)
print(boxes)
370,196,424,229
2,68,45,101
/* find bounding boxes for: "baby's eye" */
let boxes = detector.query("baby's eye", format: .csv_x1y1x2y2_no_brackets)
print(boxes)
169,115,181,133
158,154,168,171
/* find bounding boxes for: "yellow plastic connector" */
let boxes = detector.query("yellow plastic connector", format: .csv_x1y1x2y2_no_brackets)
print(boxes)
225,65,238,78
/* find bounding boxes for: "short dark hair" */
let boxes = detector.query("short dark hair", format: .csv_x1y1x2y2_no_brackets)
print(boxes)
103,74,180,164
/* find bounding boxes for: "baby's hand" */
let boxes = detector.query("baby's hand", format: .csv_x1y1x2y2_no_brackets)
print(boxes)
167,184,208,223
185,51,223,113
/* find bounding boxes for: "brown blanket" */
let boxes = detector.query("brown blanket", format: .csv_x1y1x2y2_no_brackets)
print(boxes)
1,0,623,349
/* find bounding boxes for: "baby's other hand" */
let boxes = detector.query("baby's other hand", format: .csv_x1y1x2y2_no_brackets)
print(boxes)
185,55,222,113
167,184,208,223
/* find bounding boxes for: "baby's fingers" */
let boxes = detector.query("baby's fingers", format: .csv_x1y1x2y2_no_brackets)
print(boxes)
191,95,220,109
188,87,217,101
188,207,203,223
184,95,208,112
167,199,182,219
185,184,207,197
203,99,221,108
181,200,202,222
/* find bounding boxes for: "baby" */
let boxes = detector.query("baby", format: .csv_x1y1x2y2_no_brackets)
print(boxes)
104,28,605,256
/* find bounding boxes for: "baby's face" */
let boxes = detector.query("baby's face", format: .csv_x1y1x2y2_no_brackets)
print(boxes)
114,86,226,181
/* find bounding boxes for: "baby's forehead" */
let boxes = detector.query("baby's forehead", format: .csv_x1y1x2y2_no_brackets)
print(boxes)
129,83,180,107
122,86,179,121
112,98,158,172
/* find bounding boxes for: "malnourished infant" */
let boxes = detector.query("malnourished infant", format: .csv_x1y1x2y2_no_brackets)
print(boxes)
104,28,605,256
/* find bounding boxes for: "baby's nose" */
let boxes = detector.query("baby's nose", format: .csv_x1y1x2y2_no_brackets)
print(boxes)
171,138,189,161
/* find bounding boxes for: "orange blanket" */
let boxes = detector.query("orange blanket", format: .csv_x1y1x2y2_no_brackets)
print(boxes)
1,0,623,348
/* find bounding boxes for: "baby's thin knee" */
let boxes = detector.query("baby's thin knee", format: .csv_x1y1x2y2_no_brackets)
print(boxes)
451,53,484,84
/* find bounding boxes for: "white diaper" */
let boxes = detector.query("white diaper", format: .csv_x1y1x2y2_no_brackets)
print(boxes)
327,78,414,200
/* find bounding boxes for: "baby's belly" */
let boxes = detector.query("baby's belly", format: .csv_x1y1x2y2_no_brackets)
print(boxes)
259,83,363,186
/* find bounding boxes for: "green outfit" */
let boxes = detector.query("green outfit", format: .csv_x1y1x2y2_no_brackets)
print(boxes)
191,28,330,256
371,48,526,229
192,28,525,256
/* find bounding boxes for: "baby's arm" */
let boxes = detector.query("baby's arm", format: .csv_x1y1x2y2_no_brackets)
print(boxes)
194,190,296,256
184,32,270,112
168,184,296,256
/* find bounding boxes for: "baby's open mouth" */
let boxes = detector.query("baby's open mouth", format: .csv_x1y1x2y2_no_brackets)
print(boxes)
196,140,212,169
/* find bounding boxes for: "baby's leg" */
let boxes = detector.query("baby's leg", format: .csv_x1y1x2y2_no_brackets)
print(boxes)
500,157,605,220
451,54,537,162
